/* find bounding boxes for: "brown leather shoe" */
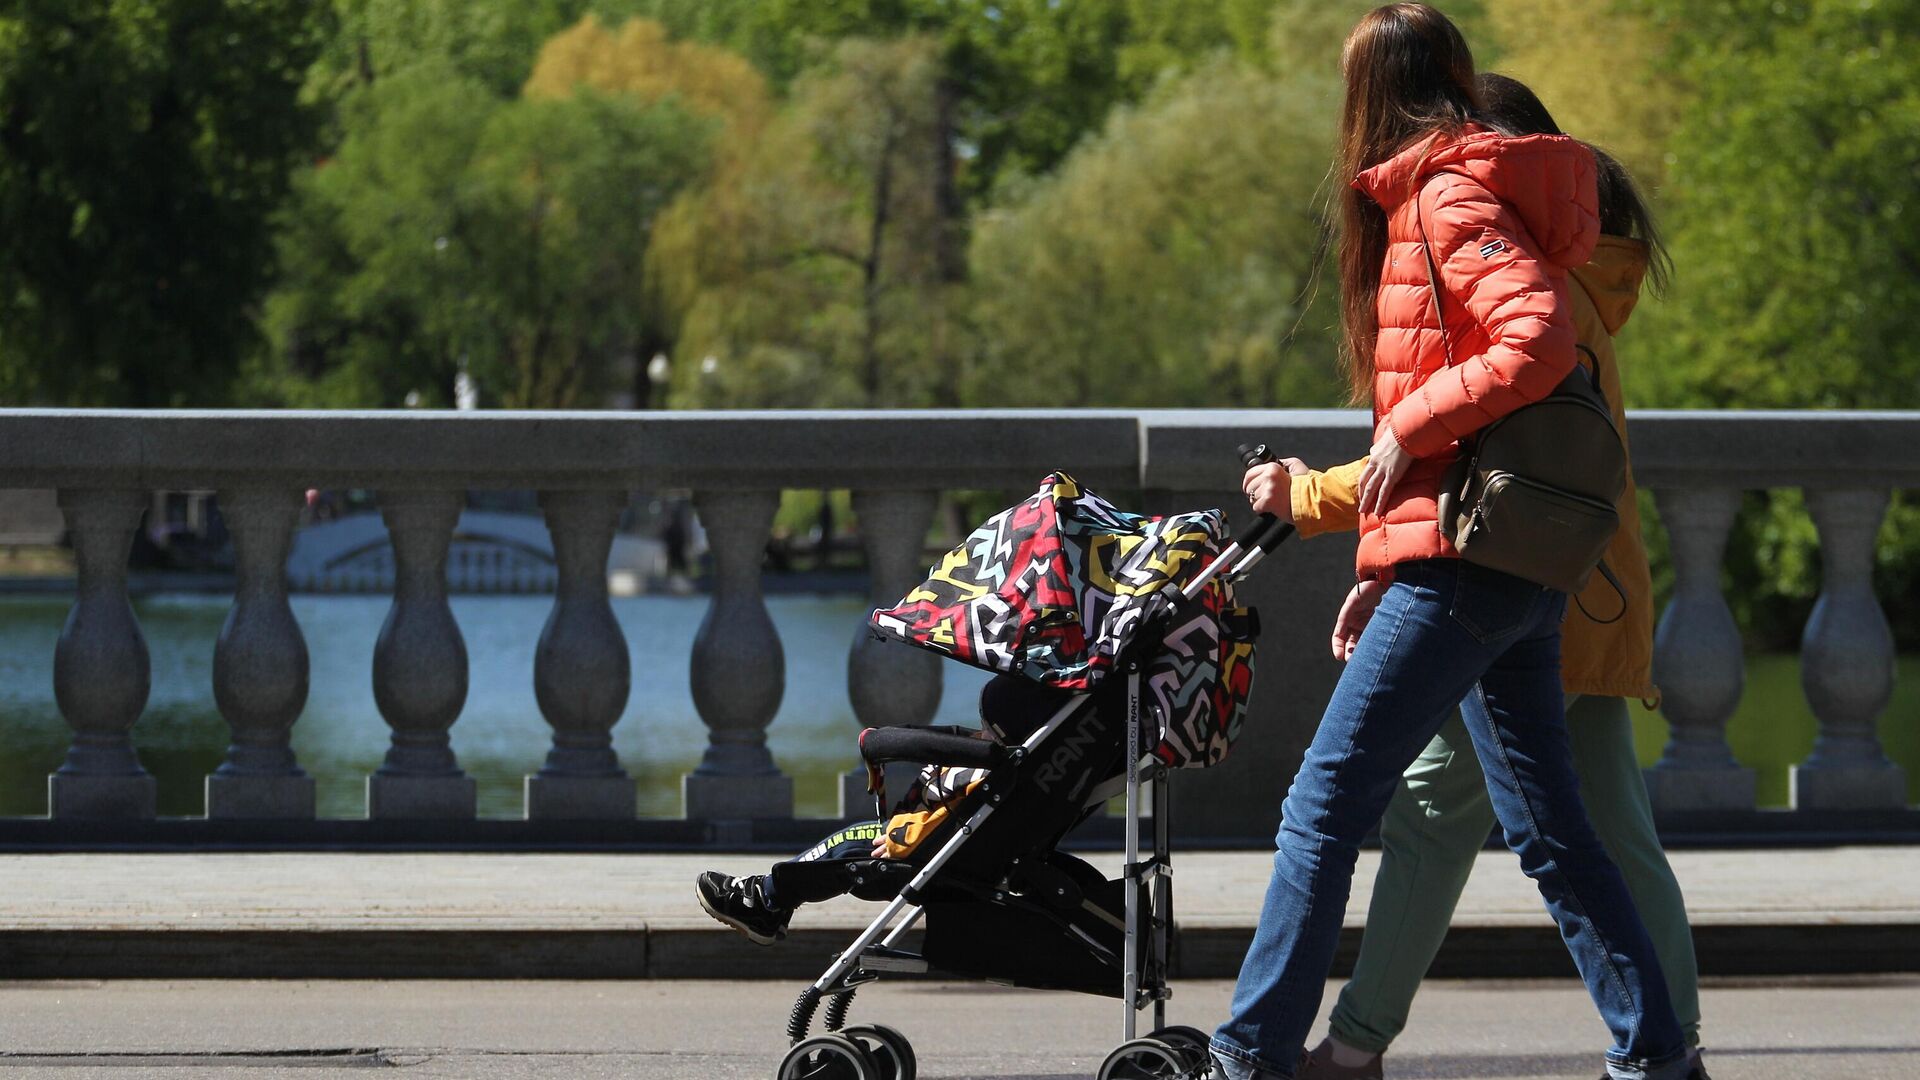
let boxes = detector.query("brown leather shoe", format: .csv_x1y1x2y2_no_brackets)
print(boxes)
1296,1037,1383,1080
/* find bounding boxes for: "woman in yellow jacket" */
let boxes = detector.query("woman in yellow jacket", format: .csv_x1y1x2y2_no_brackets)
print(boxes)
1252,76,1706,1080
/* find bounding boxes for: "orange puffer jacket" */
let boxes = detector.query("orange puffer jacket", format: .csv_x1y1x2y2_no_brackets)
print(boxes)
1352,126,1599,579
1287,236,1657,700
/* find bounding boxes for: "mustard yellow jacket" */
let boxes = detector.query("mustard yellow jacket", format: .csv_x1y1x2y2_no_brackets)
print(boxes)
1289,235,1656,700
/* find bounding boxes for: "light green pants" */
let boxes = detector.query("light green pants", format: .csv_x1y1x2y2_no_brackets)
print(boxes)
1327,694,1702,1052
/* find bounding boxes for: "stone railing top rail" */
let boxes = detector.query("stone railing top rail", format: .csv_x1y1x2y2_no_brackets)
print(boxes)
1135,409,1920,492
0,408,1914,493
0,409,1143,491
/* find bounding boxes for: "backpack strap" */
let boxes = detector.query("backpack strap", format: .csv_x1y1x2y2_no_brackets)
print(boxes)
1574,559,1629,625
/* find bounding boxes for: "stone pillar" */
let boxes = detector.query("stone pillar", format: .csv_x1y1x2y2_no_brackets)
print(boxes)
1792,488,1906,810
682,490,792,821
840,490,942,817
49,489,156,819
367,491,475,819
1644,488,1755,814
207,489,315,819
525,489,635,820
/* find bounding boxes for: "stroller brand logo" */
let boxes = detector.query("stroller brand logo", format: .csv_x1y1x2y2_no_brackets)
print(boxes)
1034,707,1106,799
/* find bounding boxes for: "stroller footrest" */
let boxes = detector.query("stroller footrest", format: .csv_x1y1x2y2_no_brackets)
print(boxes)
858,946,929,973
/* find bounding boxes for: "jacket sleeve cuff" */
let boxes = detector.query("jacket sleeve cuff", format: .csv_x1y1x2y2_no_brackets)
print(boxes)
1386,396,1452,459
1289,474,1329,538
1290,461,1365,539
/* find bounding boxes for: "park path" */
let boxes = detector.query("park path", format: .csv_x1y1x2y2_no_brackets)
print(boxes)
0,977,1916,1078
1,847,1916,979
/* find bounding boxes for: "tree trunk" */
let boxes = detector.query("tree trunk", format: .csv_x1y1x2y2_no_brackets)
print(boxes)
861,127,898,407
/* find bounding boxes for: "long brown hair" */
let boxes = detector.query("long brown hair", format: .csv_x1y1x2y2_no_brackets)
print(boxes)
1591,146,1672,296
1336,4,1479,402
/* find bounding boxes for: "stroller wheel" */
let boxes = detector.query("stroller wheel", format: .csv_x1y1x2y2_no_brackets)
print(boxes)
1148,1025,1213,1069
841,1024,915,1080
1097,1037,1190,1080
777,1033,880,1080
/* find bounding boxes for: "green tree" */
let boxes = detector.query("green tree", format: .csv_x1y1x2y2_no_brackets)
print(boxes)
0,0,329,406
1482,0,1682,189
626,0,1287,203
310,0,588,99
1629,0,1920,411
1622,0,1920,648
655,36,958,409
968,53,1344,409
257,61,711,408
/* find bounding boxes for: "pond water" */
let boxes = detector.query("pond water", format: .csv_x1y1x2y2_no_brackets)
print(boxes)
0,594,1911,818
0,593,993,819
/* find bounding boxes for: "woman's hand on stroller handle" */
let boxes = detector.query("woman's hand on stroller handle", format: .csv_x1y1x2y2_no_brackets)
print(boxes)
1229,443,1303,556
1242,462,1304,522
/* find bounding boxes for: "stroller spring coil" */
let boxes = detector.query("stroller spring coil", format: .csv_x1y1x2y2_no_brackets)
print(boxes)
824,987,857,1032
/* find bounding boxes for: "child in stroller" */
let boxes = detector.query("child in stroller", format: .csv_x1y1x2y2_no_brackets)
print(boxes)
696,673,1084,945
694,470,1284,1080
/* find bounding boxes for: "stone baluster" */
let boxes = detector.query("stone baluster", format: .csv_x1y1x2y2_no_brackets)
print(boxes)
1792,488,1907,810
841,490,943,817
682,490,792,823
49,489,155,819
1644,488,1755,814
526,489,635,820
368,491,475,819
207,489,315,819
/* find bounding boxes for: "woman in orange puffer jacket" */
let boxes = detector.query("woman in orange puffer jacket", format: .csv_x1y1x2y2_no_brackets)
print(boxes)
1206,8,1694,1080
1273,76,1708,1080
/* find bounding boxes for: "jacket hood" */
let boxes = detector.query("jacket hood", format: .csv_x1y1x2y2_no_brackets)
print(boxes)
1354,127,1599,270
1570,235,1649,335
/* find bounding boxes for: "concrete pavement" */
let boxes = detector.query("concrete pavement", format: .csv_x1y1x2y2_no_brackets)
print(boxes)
1,977,1917,1078
2,847,1917,979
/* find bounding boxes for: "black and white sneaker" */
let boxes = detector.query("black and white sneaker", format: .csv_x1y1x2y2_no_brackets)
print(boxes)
1589,1053,1710,1080
695,871,791,945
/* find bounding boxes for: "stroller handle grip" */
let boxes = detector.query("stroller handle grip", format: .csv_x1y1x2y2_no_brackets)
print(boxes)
1234,444,1294,552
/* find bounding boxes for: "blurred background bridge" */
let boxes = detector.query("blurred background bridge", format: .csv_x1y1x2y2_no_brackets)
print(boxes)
0,407,1912,850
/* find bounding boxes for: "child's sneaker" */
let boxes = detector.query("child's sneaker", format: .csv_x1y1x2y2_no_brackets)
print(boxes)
695,872,791,945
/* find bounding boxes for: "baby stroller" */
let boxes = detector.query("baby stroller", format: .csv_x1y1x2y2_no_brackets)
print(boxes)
774,460,1291,1080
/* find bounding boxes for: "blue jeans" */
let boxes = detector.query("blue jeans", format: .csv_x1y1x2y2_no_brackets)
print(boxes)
1211,560,1689,1080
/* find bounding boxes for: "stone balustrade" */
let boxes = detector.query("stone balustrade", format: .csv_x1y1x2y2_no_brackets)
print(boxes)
0,408,1913,843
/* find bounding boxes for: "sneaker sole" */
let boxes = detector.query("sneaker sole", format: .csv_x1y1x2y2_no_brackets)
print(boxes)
696,888,783,946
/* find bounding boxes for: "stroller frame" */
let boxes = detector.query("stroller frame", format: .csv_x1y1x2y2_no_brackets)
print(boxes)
783,512,1293,1072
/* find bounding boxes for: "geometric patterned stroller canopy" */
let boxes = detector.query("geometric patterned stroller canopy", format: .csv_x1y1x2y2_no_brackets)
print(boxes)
869,473,1257,769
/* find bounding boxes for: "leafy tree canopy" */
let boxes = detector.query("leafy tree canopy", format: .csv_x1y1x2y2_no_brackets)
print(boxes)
310,0,586,99
641,0,1284,201
258,58,712,408
1628,0,1920,411
653,35,956,409
0,0,329,406
968,53,1344,408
